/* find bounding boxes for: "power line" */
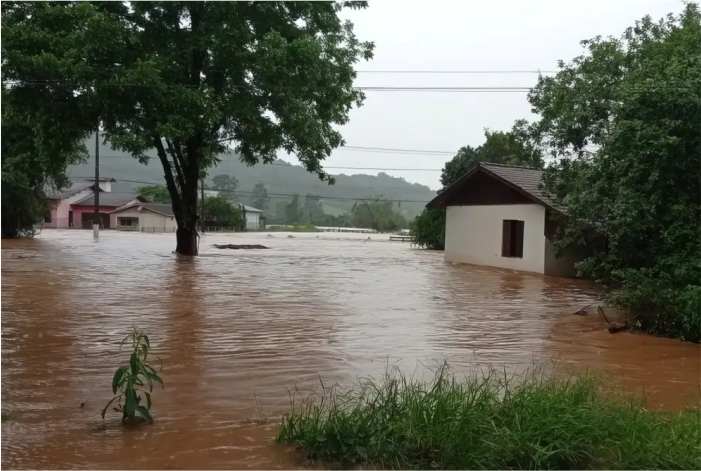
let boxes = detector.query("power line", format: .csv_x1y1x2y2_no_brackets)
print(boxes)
355,70,558,74
3,80,534,92
86,153,446,171
339,145,454,155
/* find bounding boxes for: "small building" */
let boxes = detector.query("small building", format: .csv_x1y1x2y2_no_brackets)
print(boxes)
426,162,593,278
237,204,263,230
110,203,178,233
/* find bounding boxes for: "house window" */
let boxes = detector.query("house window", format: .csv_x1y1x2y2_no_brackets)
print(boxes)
502,220,525,258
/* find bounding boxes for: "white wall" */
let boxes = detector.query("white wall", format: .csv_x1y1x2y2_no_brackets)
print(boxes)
245,211,260,230
111,208,178,231
445,204,546,274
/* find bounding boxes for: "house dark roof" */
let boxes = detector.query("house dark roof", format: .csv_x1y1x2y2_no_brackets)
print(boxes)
111,202,175,217
73,192,144,207
426,162,559,211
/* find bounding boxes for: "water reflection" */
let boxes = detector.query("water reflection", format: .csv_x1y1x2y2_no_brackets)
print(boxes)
2,230,699,469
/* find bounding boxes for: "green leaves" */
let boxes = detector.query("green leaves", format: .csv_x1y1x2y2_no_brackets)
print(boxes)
528,4,701,342
112,366,128,395
103,328,164,424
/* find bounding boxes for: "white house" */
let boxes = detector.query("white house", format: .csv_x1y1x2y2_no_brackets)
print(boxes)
110,203,178,233
426,162,596,278
238,204,263,230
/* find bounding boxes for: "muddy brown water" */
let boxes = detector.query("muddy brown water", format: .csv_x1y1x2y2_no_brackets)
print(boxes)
2,230,699,469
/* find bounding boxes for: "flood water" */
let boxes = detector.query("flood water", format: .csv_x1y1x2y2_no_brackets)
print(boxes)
2,230,700,469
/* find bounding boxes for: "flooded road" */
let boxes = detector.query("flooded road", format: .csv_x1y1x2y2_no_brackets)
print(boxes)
2,230,700,469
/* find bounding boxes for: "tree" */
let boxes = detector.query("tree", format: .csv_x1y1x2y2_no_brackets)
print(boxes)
286,194,302,225
350,198,407,232
203,195,245,230
528,4,701,341
2,1,374,254
138,185,171,204
251,183,270,212
302,194,325,224
211,174,238,201
412,124,544,249
1,86,88,238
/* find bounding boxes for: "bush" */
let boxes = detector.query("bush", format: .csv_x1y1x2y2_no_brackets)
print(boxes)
410,209,445,250
277,363,701,470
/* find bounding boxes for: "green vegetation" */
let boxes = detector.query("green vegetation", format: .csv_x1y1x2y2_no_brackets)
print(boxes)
528,4,701,342
266,194,408,231
411,125,544,249
102,329,163,425
1,87,87,238
278,364,701,470
3,1,374,255
1,411,9,423
203,195,245,230
138,185,172,204
349,198,407,232
409,209,445,250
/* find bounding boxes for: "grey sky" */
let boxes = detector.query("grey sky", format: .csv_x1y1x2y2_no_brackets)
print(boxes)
278,0,685,190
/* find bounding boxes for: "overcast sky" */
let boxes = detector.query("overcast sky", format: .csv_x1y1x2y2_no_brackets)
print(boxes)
278,0,685,190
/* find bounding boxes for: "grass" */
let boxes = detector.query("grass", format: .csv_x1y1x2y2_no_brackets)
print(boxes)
277,363,701,470
265,225,323,232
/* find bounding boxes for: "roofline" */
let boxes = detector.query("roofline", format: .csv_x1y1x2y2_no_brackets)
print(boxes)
72,194,146,206
425,162,559,212
109,202,174,217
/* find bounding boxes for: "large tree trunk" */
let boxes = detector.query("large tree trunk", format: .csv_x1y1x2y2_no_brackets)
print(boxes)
176,225,198,255
174,188,200,256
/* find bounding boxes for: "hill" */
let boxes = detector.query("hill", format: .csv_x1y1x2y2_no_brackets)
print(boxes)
67,138,436,217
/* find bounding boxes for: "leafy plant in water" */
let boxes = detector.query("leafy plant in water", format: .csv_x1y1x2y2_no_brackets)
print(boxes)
102,328,163,424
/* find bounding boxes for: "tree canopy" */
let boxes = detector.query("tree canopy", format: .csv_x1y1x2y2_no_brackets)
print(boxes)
2,1,373,253
138,185,171,204
528,4,701,341
1,86,88,238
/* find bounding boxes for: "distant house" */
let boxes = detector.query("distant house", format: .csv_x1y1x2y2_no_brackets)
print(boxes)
110,203,177,232
426,162,594,278
237,204,263,230
69,192,145,228
44,177,143,229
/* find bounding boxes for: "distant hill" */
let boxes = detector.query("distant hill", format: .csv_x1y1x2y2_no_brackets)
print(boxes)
67,138,436,217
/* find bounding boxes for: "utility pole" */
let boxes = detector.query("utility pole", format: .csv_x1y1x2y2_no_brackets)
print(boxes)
93,128,100,240
200,177,205,233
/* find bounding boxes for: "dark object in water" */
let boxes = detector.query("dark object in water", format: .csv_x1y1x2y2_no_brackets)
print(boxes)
213,244,269,250
598,306,629,334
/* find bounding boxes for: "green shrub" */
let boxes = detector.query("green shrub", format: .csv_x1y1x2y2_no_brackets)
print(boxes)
102,328,163,424
277,363,701,470
410,209,445,250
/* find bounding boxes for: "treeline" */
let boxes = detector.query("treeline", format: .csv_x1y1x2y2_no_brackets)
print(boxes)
139,183,409,232
268,194,408,231
412,4,701,342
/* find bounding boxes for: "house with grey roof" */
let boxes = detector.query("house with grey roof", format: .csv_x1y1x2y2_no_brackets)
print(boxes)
426,162,593,278
109,202,177,232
